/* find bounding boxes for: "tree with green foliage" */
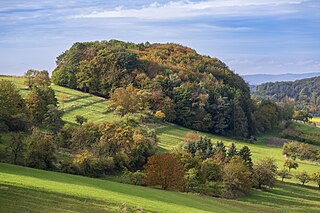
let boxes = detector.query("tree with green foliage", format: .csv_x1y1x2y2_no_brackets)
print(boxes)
293,110,312,123
6,133,24,164
277,168,291,182
25,91,46,123
212,97,230,134
0,80,25,128
227,143,238,160
252,158,277,189
223,156,252,197
75,115,88,126
296,171,311,185
26,128,57,169
239,146,253,170
284,159,298,172
312,171,320,188
43,105,64,133
24,69,50,88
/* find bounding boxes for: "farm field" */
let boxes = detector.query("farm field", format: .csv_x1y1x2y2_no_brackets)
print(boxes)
1,163,320,213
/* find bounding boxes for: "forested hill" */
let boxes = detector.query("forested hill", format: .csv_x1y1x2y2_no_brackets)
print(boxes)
51,40,290,137
253,76,320,115
242,72,320,85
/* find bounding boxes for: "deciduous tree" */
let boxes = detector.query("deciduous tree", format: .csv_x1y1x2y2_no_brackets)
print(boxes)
144,153,185,190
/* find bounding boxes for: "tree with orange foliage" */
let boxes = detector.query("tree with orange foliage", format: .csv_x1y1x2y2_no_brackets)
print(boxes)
144,153,185,191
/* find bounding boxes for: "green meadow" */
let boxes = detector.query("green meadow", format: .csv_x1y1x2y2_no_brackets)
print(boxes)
0,163,319,213
1,76,320,212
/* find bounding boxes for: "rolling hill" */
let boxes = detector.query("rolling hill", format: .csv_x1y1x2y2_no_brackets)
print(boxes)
242,72,320,85
1,75,320,212
253,76,320,116
1,76,319,181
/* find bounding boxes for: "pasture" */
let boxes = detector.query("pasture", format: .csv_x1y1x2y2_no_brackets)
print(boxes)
0,163,319,213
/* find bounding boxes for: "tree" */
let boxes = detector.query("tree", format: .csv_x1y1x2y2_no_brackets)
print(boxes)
200,158,222,182
6,133,24,164
24,69,50,88
59,93,67,109
284,159,298,172
312,171,320,188
144,153,185,190
227,143,238,160
239,146,253,170
35,70,51,87
252,158,277,189
296,171,311,185
25,91,46,123
223,156,252,196
0,80,25,122
293,110,311,123
277,168,291,182
26,128,57,169
43,105,64,133
212,97,230,134
75,115,88,125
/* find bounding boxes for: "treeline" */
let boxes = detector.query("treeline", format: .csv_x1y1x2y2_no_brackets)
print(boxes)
254,76,320,116
52,40,292,137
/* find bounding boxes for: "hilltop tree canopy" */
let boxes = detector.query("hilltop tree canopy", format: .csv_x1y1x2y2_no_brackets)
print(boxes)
51,40,287,137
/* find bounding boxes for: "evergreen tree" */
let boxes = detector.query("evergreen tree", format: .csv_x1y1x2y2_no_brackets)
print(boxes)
239,146,253,170
227,143,238,159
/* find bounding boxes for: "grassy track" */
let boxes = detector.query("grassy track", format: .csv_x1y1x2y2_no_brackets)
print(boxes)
0,76,119,124
1,163,320,213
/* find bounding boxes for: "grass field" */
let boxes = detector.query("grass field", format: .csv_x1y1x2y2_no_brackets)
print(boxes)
156,124,320,185
0,76,119,124
1,163,320,213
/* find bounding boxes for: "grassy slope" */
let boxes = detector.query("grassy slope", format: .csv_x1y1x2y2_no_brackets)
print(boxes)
1,76,320,211
0,76,118,124
1,163,320,213
156,125,319,178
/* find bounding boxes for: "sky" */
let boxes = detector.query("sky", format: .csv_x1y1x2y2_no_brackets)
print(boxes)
0,0,319,76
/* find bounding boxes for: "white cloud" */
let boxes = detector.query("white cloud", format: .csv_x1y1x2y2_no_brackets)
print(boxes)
73,0,306,20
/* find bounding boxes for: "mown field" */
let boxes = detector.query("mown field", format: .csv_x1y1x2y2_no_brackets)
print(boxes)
1,163,320,213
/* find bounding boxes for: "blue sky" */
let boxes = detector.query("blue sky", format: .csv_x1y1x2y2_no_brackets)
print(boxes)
0,0,319,75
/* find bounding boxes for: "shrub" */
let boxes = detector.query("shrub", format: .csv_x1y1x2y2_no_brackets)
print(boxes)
122,170,145,185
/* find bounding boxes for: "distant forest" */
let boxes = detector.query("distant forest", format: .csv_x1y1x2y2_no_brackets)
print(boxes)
254,76,320,116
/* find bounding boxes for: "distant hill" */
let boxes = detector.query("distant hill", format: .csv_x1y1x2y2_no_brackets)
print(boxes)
242,72,320,85
253,76,320,115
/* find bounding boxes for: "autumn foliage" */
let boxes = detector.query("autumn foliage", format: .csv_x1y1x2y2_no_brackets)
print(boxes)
144,153,185,190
